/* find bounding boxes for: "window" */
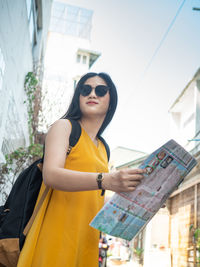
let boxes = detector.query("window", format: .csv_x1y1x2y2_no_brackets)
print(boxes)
76,54,81,63
26,0,42,47
76,53,88,65
82,55,87,64
50,2,93,39
26,0,32,20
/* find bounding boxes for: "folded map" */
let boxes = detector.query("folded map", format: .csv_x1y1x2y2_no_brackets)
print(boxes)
90,139,197,241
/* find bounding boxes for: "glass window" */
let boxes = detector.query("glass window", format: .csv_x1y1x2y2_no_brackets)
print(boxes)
76,54,81,63
82,55,87,64
29,10,34,45
26,0,39,47
50,2,93,39
26,0,32,21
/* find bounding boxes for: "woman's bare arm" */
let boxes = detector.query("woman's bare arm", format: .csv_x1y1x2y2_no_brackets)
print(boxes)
43,119,145,192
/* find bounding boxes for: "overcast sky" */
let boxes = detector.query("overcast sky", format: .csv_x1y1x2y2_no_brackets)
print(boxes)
62,0,200,153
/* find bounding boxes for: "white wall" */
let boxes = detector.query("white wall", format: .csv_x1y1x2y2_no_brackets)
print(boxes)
169,82,197,150
0,0,32,161
0,0,52,162
40,2,98,130
143,209,171,267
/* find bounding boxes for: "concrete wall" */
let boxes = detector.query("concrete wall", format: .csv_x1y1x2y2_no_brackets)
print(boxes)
40,1,99,131
0,0,52,162
169,183,200,267
169,69,200,152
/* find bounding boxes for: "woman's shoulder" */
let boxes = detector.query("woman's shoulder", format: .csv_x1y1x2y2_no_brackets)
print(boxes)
52,119,71,128
47,119,72,136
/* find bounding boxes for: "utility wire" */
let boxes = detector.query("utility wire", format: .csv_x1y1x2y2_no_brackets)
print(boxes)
123,0,187,108
123,0,187,107
142,0,186,79
140,0,186,80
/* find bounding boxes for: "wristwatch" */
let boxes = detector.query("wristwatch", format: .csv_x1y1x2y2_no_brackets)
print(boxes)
96,173,105,196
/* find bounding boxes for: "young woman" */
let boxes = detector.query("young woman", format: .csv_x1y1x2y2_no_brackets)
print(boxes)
17,72,145,267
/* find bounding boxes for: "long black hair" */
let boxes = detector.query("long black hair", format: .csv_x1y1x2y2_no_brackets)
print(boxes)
61,72,118,136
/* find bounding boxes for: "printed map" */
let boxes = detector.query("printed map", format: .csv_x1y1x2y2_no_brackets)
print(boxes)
90,139,197,241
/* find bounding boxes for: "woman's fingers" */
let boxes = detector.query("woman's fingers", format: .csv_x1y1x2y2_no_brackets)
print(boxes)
129,180,141,186
121,169,145,181
129,174,144,181
104,168,146,193
127,168,146,175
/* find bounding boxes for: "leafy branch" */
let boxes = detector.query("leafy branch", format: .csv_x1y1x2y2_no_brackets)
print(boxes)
190,224,200,264
24,72,38,144
0,71,44,203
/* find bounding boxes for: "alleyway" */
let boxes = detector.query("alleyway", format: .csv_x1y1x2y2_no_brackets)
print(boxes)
107,258,141,267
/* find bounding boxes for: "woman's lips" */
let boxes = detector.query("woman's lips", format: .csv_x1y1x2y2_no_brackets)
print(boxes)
86,101,98,104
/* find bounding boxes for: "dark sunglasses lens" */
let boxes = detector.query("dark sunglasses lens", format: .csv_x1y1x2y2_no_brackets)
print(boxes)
81,85,92,96
95,85,109,97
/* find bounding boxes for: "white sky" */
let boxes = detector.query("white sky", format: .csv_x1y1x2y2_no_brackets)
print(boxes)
61,0,200,153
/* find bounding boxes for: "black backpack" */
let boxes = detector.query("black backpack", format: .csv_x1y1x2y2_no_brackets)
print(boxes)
0,119,110,267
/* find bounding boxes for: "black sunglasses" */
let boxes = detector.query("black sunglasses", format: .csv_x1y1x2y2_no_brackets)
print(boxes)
80,84,109,97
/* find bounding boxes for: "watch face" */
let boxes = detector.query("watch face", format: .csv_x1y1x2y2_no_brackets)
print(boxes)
97,173,103,180
97,173,103,189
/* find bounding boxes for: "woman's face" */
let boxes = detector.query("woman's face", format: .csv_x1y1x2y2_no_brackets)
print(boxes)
79,76,110,119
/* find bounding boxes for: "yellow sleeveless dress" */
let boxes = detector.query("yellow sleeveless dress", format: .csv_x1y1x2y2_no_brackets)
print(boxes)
17,126,108,267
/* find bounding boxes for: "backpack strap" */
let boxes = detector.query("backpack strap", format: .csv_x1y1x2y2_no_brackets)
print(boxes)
42,119,81,160
67,119,110,162
67,119,81,155
24,119,81,236
42,119,109,161
25,120,109,235
98,135,110,162
23,186,51,236
67,120,110,196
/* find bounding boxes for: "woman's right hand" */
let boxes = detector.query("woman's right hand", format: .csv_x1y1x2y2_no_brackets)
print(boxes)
103,168,146,193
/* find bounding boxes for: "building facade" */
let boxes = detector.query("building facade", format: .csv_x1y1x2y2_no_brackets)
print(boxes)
40,0,101,131
168,68,200,267
0,0,52,162
143,69,200,267
169,68,200,153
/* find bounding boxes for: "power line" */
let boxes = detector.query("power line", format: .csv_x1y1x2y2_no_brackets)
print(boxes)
123,0,187,107
140,0,186,81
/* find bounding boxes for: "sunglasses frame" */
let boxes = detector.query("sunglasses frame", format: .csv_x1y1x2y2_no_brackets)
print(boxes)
80,84,109,97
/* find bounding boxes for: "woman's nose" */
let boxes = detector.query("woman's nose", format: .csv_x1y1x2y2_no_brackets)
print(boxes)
88,88,97,97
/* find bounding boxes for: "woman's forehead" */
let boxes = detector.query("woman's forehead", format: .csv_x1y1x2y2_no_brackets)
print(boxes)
84,76,107,86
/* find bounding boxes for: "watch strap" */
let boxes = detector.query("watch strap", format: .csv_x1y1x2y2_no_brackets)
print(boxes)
96,173,105,196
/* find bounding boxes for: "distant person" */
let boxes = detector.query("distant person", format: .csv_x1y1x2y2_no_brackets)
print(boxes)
99,236,109,267
17,72,145,267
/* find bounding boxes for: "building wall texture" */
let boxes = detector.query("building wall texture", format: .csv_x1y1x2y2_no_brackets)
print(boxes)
40,1,100,131
0,0,52,162
168,69,200,266
169,183,200,267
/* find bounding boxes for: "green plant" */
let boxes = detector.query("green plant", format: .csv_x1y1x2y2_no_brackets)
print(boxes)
107,251,113,257
133,247,144,258
24,72,38,144
0,144,43,202
190,224,200,264
0,71,43,203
